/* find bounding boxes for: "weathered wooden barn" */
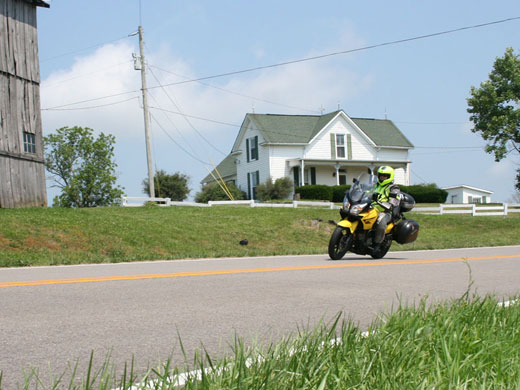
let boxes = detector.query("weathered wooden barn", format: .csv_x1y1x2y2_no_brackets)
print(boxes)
0,0,48,208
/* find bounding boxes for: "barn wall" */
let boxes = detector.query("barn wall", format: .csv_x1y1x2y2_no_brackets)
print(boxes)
0,0,47,208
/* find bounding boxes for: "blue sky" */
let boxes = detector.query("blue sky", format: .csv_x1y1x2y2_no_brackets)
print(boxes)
37,1,520,202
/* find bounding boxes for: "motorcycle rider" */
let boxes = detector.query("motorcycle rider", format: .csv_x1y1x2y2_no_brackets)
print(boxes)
372,166,402,250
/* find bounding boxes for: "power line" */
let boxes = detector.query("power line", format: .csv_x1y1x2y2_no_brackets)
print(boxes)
41,35,132,63
146,65,227,156
148,106,241,128
149,64,321,114
42,90,139,110
412,146,483,149
41,16,520,111
395,121,467,125
411,149,484,156
42,96,139,111
42,61,134,87
147,91,205,161
141,107,489,151
149,113,210,165
146,16,520,90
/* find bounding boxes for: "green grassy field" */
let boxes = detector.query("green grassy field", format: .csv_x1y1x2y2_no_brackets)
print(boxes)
0,206,519,267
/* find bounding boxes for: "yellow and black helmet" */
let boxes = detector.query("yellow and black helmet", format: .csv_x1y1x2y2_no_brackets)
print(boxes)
377,166,394,186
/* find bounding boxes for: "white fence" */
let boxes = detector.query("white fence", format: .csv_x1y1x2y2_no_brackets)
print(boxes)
121,197,520,216
122,197,337,209
121,197,172,207
414,203,520,216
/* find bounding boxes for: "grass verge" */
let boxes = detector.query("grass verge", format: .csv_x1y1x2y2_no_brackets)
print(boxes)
6,294,520,389
0,206,519,267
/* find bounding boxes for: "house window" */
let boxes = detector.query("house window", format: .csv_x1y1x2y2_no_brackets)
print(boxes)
247,171,260,199
23,132,36,154
336,134,345,158
293,167,300,187
246,136,258,162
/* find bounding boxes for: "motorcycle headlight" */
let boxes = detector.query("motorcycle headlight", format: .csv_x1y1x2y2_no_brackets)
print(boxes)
350,203,368,216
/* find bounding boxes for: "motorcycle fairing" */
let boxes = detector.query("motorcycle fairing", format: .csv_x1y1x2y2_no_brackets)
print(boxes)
337,219,359,233
360,208,379,230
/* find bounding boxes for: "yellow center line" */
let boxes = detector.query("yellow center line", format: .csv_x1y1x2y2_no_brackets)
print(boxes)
1,254,519,288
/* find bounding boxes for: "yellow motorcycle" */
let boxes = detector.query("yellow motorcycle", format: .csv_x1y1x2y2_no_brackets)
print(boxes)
328,173,419,260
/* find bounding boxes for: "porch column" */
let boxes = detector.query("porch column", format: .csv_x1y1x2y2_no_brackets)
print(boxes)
335,164,340,186
301,160,305,186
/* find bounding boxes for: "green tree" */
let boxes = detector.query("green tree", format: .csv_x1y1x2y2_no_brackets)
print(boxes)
195,182,245,203
467,47,520,191
256,177,293,201
142,170,190,200
44,126,124,207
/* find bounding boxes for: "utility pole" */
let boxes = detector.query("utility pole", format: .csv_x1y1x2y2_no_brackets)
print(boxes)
137,25,155,198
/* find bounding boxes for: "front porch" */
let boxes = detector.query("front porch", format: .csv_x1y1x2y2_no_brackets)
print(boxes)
287,159,411,187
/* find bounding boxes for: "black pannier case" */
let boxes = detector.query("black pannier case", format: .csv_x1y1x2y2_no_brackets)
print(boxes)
394,219,420,244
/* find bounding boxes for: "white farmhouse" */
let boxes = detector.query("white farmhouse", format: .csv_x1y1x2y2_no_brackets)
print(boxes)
202,110,414,199
442,185,493,204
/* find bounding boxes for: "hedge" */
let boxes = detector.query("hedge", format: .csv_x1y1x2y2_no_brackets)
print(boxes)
295,185,333,201
332,185,351,202
399,184,448,203
295,183,447,203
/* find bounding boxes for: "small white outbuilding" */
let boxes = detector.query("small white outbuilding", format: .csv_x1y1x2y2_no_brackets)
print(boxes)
442,185,493,204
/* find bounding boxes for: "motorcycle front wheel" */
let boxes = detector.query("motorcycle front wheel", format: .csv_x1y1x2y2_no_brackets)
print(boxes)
328,226,353,260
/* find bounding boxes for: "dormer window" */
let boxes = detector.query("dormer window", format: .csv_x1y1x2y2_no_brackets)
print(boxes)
246,136,258,162
336,134,345,158
330,133,352,159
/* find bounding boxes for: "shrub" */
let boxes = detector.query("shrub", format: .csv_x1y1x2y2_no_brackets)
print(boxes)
295,185,333,201
195,182,245,203
142,170,190,201
332,185,351,203
400,183,448,203
256,177,293,201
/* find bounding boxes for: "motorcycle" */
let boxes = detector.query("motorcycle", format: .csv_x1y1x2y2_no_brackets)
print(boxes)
328,173,419,260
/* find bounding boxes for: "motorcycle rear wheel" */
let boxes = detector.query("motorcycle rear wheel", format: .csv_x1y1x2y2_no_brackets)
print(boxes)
328,227,353,260
370,236,392,259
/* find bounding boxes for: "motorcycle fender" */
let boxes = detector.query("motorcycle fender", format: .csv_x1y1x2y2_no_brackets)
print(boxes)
385,222,394,234
337,220,359,234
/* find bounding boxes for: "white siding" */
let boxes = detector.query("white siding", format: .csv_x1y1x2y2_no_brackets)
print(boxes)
376,148,409,162
393,167,407,186
305,115,376,160
235,123,270,197
269,145,305,181
444,187,492,204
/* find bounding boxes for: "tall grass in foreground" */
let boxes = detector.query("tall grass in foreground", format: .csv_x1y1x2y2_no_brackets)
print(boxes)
6,294,520,389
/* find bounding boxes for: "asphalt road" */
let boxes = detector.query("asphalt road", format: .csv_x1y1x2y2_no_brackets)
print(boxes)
1,246,520,387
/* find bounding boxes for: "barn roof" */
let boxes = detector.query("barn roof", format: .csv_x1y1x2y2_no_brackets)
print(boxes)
22,0,50,8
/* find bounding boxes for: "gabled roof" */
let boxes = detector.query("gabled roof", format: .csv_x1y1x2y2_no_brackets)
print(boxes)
350,118,413,148
233,110,413,149
201,153,236,184
22,0,50,7
442,185,493,194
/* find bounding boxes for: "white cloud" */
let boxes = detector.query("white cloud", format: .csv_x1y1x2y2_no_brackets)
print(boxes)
40,39,374,196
